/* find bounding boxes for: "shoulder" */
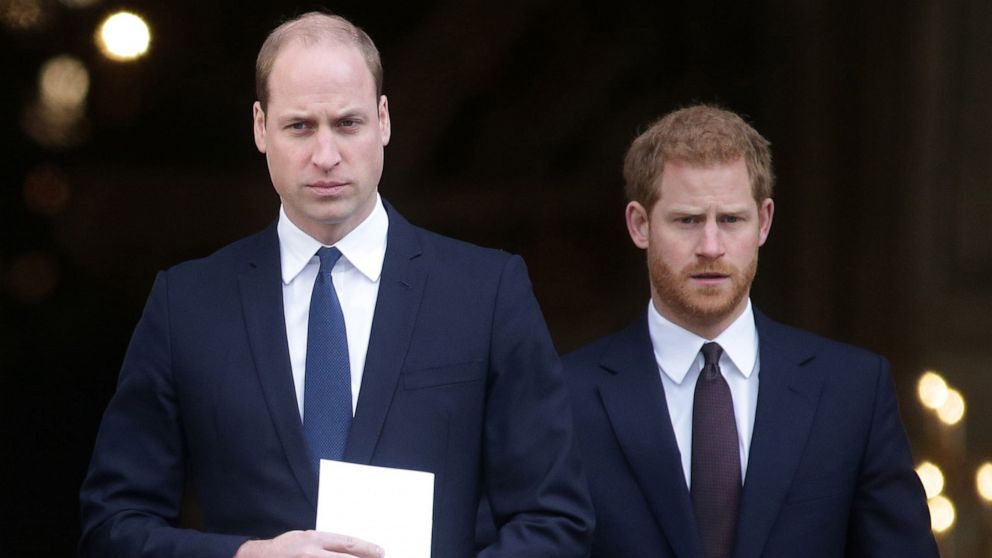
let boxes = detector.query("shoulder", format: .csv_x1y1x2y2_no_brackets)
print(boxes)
563,317,648,378
757,310,882,362
388,204,522,280
420,227,514,268
158,224,276,288
563,332,619,369
402,210,513,263
755,310,890,392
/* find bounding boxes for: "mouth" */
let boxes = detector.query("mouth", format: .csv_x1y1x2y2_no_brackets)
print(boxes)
689,272,730,286
307,181,350,196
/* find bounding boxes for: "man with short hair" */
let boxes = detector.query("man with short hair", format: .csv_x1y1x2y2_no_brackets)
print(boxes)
80,12,592,558
563,104,937,557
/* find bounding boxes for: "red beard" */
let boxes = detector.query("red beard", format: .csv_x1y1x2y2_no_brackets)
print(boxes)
647,251,757,330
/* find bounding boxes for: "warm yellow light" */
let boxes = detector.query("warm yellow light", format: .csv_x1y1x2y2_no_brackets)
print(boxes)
915,462,944,499
918,371,948,410
39,55,89,110
936,388,965,425
928,495,955,533
977,463,992,502
97,11,150,61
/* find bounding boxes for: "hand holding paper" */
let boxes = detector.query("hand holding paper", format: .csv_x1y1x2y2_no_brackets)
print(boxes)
233,529,384,558
316,460,435,558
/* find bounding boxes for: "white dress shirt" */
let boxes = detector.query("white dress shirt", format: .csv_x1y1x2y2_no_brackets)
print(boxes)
278,195,388,417
647,298,761,489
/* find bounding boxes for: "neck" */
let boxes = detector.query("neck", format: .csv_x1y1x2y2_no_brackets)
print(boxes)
650,297,748,341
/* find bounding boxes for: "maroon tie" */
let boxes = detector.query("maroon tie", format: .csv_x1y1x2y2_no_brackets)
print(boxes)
691,342,740,558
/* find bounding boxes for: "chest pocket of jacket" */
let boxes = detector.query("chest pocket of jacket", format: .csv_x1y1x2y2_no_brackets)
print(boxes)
402,361,487,390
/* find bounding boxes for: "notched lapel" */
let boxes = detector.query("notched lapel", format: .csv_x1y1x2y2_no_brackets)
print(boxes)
597,319,702,558
344,210,426,465
733,316,825,558
237,228,318,510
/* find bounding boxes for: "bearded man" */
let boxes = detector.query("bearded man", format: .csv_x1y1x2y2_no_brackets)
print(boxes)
562,104,937,558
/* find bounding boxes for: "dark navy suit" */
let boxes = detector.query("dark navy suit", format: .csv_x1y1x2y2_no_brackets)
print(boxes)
563,310,937,558
80,204,593,558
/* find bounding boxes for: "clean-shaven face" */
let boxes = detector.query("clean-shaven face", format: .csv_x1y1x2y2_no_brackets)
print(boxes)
253,39,391,245
626,157,774,338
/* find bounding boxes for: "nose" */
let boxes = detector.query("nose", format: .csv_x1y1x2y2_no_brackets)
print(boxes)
311,129,341,170
696,220,725,259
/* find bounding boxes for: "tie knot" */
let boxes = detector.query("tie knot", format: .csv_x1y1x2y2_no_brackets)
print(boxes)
701,342,723,367
316,246,343,272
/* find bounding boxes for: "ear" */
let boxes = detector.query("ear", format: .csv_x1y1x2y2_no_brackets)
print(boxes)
378,95,391,146
625,201,651,250
252,101,267,154
757,197,774,246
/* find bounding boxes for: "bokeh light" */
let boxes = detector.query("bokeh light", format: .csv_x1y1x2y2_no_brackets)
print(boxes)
936,388,965,425
917,371,948,410
39,55,90,111
6,251,59,302
0,0,46,30
59,0,101,7
928,495,955,533
915,461,944,499
96,11,150,61
24,54,91,148
22,100,89,148
23,164,71,214
977,462,992,503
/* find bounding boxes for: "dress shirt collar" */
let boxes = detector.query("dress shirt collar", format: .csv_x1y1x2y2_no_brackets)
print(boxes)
647,298,758,385
277,194,389,284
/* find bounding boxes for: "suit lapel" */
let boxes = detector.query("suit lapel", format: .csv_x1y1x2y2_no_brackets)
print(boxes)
733,312,825,558
597,317,702,558
344,205,426,464
237,224,318,509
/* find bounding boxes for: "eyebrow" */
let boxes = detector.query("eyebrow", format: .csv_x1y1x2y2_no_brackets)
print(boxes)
274,107,370,123
665,204,753,215
273,110,312,122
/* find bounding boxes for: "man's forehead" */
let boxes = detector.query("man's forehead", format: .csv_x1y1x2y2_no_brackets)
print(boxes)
660,200,757,213
265,41,376,104
270,37,360,71
662,156,746,172
657,157,748,186
651,158,756,209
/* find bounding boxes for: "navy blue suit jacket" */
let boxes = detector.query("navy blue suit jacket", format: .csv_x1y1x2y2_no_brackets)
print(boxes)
80,204,592,558
563,310,937,558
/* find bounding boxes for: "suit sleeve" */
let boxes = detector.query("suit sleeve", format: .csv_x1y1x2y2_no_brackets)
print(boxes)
846,357,939,557
478,255,594,558
79,272,249,558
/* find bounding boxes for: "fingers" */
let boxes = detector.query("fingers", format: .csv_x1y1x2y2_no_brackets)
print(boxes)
236,530,384,558
318,532,384,558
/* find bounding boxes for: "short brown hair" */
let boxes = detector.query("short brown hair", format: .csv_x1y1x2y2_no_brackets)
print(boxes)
255,12,383,111
623,105,773,208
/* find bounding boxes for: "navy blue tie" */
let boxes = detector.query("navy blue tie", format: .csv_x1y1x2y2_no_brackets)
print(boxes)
303,246,352,469
691,342,741,558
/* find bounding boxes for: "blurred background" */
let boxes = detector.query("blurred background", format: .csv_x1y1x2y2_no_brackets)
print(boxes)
2,0,991,556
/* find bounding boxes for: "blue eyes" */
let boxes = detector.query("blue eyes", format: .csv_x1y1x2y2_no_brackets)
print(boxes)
284,120,362,133
675,216,744,225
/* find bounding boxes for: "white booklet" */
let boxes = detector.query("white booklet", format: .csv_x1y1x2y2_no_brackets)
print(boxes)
316,459,435,558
